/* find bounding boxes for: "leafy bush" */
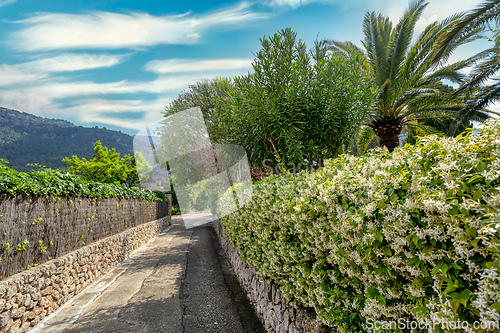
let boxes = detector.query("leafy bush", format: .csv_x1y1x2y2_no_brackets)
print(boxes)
62,140,142,187
219,119,500,332
229,28,373,168
0,160,166,201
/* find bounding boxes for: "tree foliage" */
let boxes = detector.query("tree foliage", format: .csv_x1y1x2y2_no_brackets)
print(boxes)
163,77,234,143
435,0,500,134
162,29,373,173
62,140,140,187
229,28,374,168
330,0,488,151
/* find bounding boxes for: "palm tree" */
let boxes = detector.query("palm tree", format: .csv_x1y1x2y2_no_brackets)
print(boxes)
435,0,500,134
330,0,480,151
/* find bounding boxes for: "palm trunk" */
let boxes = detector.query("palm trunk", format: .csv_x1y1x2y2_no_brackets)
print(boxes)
378,132,400,152
373,122,402,152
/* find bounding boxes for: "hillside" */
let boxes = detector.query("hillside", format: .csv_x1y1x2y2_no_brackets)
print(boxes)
0,107,134,172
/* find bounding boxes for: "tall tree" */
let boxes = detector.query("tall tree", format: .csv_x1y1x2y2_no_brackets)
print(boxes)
163,77,234,143
230,28,373,168
330,0,481,151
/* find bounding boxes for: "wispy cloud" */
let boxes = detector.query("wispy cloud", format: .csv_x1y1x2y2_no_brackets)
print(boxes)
11,2,270,51
0,65,44,86
63,98,170,130
0,53,125,87
264,0,311,8
145,58,253,74
23,53,126,72
0,72,218,130
0,0,16,8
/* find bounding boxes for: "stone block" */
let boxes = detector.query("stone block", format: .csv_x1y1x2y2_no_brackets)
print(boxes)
19,320,31,332
0,285,5,299
11,306,25,319
6,318,20,333
40,286,52,296
0,311,10,329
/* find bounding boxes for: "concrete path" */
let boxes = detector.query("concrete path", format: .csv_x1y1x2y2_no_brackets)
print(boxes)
30,214,264,333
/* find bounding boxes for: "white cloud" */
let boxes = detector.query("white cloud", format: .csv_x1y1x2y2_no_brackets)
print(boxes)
0,53,125,87
421,0,477,20
0,65,45,86
0,72,216,129
0,91,53,115
263,0,340,9
29,74,211,98
23,53,125,72
11,2,269,51
65,98,170,130
262,0,402,11
145,58,253,74
0,0,16,7
415,14,439,31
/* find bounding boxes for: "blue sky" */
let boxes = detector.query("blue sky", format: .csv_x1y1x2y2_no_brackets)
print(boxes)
0,0,487,135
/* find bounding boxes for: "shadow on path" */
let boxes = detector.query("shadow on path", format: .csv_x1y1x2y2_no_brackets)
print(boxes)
32,215,265,333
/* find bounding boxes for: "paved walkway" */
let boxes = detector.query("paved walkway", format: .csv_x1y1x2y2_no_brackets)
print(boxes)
30,214,264,333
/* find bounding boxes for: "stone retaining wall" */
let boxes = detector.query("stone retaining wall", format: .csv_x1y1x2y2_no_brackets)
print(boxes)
0,216,170,333
213,219,331,333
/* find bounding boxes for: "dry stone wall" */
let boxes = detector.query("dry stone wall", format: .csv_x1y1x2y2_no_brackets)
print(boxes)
213,219,332,333
0,216,170,333
0,196,169,279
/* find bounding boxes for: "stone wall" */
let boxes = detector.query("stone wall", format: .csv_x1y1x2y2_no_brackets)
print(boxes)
213,219,332,333
0,216,170,333
0,196,169,279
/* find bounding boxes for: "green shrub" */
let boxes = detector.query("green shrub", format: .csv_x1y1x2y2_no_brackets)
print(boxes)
219,119,500,332
0,161,166,202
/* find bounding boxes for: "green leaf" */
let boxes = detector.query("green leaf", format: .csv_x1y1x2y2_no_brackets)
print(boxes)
367,287,380,298
489,302,500,311
476,161,487,172
473,189,483,201
414,306,429,314
461,289,472,300
465,227,477,237
444,284,457,293
468,174,483,184
451,300,461,314
449,206,460,215
485,262,499,269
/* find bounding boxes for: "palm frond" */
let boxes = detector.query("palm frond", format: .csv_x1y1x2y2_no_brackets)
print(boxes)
434,0,500,62
356,126,377,156
406,121,447,137
465,80,500,110
387,0,428,84
362,12,392,86
462,50,500,89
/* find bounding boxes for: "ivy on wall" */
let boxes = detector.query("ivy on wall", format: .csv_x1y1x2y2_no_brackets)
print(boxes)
0,160,167,201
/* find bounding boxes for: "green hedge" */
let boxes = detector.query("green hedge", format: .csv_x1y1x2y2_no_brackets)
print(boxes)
0,161,167,202
219,119,500,332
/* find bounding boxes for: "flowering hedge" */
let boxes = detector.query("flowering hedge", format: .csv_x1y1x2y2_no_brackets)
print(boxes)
219,119,500,332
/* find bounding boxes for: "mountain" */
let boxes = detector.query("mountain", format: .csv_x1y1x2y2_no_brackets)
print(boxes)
0,107,134,172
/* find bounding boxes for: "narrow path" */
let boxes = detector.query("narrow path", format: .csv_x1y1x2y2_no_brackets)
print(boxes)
30,214,263,333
